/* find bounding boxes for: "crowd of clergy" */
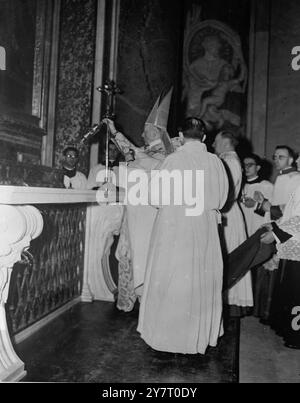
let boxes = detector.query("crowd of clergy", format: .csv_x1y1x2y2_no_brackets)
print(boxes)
61,89,300,354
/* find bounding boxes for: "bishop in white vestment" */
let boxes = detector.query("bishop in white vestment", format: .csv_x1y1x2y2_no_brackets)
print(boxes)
103,89,174,307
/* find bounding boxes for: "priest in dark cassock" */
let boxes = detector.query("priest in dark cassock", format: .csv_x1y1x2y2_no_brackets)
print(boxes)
262,164,300,349
251,146,300,320
240,154,274,321
62,146,87,190
254,145,300,221
240,154,273,237
226,146,300,320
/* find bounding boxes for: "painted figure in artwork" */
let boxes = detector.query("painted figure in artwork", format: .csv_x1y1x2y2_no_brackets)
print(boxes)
182,15,247,130
186,35,229,117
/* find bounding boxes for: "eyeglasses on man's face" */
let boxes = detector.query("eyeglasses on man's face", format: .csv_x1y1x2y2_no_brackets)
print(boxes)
243,162,256,168
272,155,289,161
65,153,78,159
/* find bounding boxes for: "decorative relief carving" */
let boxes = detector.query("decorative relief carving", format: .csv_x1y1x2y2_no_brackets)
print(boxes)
7,204,86,335
182,8,247,130
0,185,97,381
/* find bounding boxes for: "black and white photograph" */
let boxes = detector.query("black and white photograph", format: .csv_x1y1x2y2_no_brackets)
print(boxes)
0,0,300,386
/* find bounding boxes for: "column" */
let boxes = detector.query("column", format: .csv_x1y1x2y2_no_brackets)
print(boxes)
247,0,271,156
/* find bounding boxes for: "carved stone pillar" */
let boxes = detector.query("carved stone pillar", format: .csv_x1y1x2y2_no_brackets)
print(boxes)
0,205,43,382
82,204,124,302
246,0,271,155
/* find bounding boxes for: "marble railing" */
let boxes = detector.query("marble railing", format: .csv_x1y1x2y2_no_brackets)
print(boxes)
0,186,124,382
7,203,87,335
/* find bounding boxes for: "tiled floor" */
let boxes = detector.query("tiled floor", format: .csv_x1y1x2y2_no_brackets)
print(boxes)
16,301,239,383
239,316,300,383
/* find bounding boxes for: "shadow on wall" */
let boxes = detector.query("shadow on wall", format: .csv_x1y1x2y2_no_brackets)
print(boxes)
259,159,273,181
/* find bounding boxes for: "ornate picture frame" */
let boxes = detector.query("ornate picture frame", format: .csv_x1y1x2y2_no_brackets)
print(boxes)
182,16,248,130
0,0,59,164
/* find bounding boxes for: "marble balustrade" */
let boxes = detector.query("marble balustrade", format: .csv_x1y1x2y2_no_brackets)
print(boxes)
0,185,124,382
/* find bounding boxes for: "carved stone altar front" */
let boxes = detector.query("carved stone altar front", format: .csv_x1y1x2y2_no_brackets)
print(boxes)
0,204,43,381
0,186,124,382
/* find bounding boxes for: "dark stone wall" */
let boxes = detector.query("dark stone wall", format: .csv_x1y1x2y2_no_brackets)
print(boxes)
266,0,300,157
248,0,300,162
115,0,184,145
184,0,250,59
0,0,97,185
54,0,97,175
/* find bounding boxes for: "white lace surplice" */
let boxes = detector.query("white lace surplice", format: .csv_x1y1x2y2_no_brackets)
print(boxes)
277,185,300,261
